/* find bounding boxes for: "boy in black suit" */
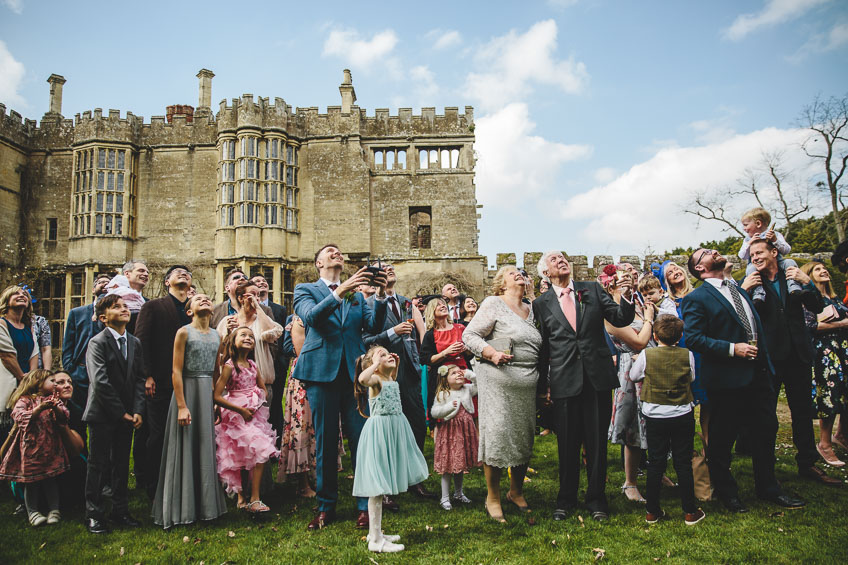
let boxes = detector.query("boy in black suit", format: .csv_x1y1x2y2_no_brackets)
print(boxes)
83,295,145,533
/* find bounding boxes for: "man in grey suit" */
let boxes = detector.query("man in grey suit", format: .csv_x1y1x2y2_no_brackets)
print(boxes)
533,251,635,522
364,264,434,502
83,295,146,534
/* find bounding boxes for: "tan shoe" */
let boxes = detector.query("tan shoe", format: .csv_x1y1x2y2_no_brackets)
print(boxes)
817,443,846,467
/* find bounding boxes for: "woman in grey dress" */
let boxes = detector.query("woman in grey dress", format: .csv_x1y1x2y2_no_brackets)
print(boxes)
463,266,542,523
152,294,228,528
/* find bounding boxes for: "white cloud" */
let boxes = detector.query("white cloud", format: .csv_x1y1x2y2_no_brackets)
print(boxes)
2,0,23,14
788,20,848,61
427,29,462,50
322,27,399,68
688,117,737,144
475,103,592,208
0,40,26,108
409,65,439,100
724,0,829,41
464,19,589,112
557,127,818,251
593,167,617,183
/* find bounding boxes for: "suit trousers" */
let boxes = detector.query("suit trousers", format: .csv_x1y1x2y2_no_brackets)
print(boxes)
552,381,612,513
85,421,133,519
770,358,817,470
304,365,368,513
144,388,172,499
397,359,427,455
706,370,781,501
644,412,697,515
68,365,89,448
269,372,286,446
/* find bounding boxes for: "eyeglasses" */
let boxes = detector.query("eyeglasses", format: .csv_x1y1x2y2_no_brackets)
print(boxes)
694,249,716,268
172,269,192,277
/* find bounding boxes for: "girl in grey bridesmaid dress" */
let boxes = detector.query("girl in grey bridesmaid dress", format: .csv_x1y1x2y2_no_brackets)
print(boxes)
152,294,227,528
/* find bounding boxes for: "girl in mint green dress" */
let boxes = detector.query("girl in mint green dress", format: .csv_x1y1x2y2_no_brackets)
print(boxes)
353,346,429,554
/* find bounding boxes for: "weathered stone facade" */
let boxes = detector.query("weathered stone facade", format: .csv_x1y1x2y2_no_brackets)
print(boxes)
0,69,483,347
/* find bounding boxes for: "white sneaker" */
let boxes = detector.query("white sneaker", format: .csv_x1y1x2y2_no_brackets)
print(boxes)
368,538,405,553
46,510,61,525
366,532,401,543
29,512,47,527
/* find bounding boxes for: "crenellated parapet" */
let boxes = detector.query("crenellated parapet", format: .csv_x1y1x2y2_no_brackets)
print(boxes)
70,108,218,148
216,95,295,136
359,106,474,138
0,103,75,150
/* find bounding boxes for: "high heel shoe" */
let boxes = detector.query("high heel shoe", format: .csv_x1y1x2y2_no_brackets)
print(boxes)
506,492,531,512
621,484,646,503
485,501,507,523
817,443,846,467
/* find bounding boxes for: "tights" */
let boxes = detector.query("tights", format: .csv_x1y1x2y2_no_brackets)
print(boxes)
25,478,59,516
440,473,464,499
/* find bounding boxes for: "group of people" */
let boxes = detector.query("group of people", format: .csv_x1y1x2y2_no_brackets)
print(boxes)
1,206,847,554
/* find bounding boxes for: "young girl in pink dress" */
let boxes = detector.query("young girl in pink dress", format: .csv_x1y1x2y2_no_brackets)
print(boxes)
430,364,479,510
0,369,70,526
214,327,279,513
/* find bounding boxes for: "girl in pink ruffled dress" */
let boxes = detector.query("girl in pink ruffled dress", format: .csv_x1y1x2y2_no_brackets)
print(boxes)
213,327,279,513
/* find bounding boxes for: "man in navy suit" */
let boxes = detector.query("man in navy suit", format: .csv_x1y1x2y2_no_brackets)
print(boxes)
61,273,112,441
364,265,433,504
681,248,805,512
294,244,388,530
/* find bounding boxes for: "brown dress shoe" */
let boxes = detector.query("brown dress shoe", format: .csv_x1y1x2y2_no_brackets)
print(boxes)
800,465,842,486
307,510,336,531
355,510,369,529
382,495,400,512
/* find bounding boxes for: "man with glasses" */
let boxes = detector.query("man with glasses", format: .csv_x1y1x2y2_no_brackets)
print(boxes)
134,265,193,499
681,249,805,513
212,268,247,329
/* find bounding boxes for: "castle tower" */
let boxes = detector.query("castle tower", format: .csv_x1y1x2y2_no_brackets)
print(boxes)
46,74,66,116
339,69,356,114
196,68,215,118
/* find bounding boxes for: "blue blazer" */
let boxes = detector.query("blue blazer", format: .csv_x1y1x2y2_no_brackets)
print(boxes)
293,281,387,383
680,280,773,390
61,303,103,386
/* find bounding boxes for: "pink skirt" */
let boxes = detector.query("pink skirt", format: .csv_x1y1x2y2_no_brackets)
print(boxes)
433,406,480,474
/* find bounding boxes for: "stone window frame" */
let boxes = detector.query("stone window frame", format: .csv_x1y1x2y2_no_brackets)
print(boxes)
409,206,432,250
417,146,461,170
46,218,58,242
33,274,66,348
218,136,238,227
372,146,408,172
71,143,135,238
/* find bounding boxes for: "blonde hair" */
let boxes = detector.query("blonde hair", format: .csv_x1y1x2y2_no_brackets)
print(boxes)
801,262,835,299
663,262,694,300
637,275,662,295
741,207,771,226
491,265,520,296
7,369,53,410
354,345,386,418
424,298,447,331
0,285,33,327
434,364,461,403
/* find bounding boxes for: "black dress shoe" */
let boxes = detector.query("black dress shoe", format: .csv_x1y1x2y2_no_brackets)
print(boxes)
552,508,568,521
799,465,842,486
591,510,609,522
382,495,400,512
110,513,141,527
761,493,806,509
86,518,109,534
721,497,749,513
409,483,437,499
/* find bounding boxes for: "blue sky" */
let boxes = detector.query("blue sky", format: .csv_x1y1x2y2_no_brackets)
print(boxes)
2,0,847,266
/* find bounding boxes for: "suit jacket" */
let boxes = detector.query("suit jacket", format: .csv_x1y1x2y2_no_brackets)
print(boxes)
753,270,822,365
211,300,273,330
680,279,773,390
363,293,420,375
533,281,635,398
61,303,103,386
266,300,290,380
82,328,146,423
293,281,387,383
134,295,187,391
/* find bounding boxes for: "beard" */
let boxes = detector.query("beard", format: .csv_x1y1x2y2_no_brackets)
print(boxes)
712,256,728,271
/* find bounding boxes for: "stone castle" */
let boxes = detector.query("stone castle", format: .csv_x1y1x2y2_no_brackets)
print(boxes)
0,69,483,346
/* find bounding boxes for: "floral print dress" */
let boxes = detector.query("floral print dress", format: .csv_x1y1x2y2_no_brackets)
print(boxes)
805,296,848,419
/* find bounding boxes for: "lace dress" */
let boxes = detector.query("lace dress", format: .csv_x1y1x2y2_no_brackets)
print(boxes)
352,380,429,497
608,318,648,449
462,296,542,468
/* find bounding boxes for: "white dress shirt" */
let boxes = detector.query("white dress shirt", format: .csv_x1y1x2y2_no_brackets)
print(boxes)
703,276,756,357
629,347,696,418
106,326,128,357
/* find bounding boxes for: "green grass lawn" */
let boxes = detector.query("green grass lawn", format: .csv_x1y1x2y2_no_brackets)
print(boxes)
2,404,847,564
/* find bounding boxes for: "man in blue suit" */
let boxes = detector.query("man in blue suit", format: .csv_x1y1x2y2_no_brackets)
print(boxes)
294,244,388,530
61,273,111,442
681,248,805,513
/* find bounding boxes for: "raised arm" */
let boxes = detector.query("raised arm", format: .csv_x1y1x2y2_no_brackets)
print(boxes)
294,284,341,328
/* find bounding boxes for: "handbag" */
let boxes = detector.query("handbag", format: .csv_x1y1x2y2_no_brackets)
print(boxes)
692,432,712,502
479,337,514,365
817,304,840,323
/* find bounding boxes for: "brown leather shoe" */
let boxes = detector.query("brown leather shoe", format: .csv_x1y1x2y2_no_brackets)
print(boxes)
307,510,336,531
355,510,369,529
382,495,399,512
409,483,437,499
800,465,842,486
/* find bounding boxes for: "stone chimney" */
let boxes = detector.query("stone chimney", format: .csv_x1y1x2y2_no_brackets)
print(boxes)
197,69,215,109
339,69,356,114
46,74,67,115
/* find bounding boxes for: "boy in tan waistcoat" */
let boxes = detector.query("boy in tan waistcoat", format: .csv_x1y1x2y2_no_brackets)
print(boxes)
630,314,705,526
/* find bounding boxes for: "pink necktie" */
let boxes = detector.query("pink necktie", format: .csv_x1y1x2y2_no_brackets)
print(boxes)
560,288,577,331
